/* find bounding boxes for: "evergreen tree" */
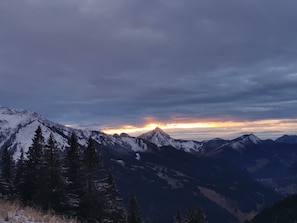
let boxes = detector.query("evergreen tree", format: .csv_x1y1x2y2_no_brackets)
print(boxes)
82,137,102,195
173,210,182,223
0,146,15,198
79,137,103,221
127,195,142,223
102,171,127,223
23,125,46,204
40,133,67,211
183,207,206,223
14,148,27,202
64,132,83,213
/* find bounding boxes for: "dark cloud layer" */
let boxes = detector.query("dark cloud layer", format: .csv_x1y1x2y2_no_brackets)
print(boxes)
1,0,297,133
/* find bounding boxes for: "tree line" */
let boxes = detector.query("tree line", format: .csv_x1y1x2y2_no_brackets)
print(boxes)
0,126,142,223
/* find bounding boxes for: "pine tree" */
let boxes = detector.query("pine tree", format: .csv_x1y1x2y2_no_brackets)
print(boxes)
183,207,206,223
127,195,142,223
23,125,46,204
64,132,83,213
14,148,27,202
82,137,102,195
0,146,15,198
41,133,67,211
173,210,182,223
79,137,103,221
102,171,127,223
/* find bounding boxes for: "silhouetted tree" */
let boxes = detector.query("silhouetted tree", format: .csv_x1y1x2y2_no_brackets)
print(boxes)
23,126,46,203
79,137,103,221
183,207,206,223
127,195,142,223
40,133,67,211
14,148,27,202
101,171,127,222
65,133,82,192
64,132,83,214
173,210,182,223
0,146,15,198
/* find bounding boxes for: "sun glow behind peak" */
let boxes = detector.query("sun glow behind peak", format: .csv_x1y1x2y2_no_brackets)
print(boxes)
102,122,216,134
101,118,297,140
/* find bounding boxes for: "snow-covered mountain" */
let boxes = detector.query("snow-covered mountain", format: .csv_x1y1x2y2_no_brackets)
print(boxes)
0,106,91,159
227,134,262,151
0,106,148,159
1,106,297,162
139,127,203,152
0,107,206,160
1,106,295,161
139,127,171,146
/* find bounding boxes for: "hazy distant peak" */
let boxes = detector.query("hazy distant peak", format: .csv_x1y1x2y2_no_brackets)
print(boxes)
228,133,261,151
120,132,130,137
276,134,297,144
241,134,261,144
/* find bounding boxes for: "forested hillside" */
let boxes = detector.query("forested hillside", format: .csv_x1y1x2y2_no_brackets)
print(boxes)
0,126,127,222
247,193,297,223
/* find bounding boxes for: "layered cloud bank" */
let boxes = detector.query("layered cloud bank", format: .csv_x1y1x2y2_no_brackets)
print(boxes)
1,0,297,139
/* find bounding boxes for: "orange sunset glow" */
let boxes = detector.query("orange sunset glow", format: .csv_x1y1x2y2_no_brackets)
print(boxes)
103,122,216,134
101,118,297,140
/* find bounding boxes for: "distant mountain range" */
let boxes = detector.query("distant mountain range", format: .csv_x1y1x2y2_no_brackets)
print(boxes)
1,106,297,223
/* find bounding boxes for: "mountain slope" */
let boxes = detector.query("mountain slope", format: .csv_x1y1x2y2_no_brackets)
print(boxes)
101,144,281,223
248,193,297,223
276,134,297,144
203,134,297,177
0,106,150,160
139,127,203,152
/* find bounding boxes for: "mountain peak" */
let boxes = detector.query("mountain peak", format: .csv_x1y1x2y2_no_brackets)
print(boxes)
139,127,172,147
276,134,297,144
0,106,43,130
241,134,261,144
228,133,261,151
152,126,165,133
140,126,170,138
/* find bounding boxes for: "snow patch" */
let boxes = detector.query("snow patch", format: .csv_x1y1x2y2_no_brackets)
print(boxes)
116,136,148,152
135,153,140,160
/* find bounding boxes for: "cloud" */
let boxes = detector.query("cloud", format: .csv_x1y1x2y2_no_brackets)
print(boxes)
1,0,297,138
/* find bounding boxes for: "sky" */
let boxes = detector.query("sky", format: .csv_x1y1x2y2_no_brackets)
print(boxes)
1,0,297,140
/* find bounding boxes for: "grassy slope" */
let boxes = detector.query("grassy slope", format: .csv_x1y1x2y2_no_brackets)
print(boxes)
0,200,76,223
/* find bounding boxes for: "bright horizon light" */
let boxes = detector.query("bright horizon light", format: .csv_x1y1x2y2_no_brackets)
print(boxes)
100,118,297,140
102,122,217,134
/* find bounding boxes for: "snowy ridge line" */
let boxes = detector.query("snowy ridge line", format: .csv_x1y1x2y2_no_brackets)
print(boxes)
0,106,153,159
1,106,274,161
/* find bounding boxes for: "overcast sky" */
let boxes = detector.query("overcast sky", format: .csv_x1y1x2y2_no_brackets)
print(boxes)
1,0,297,140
